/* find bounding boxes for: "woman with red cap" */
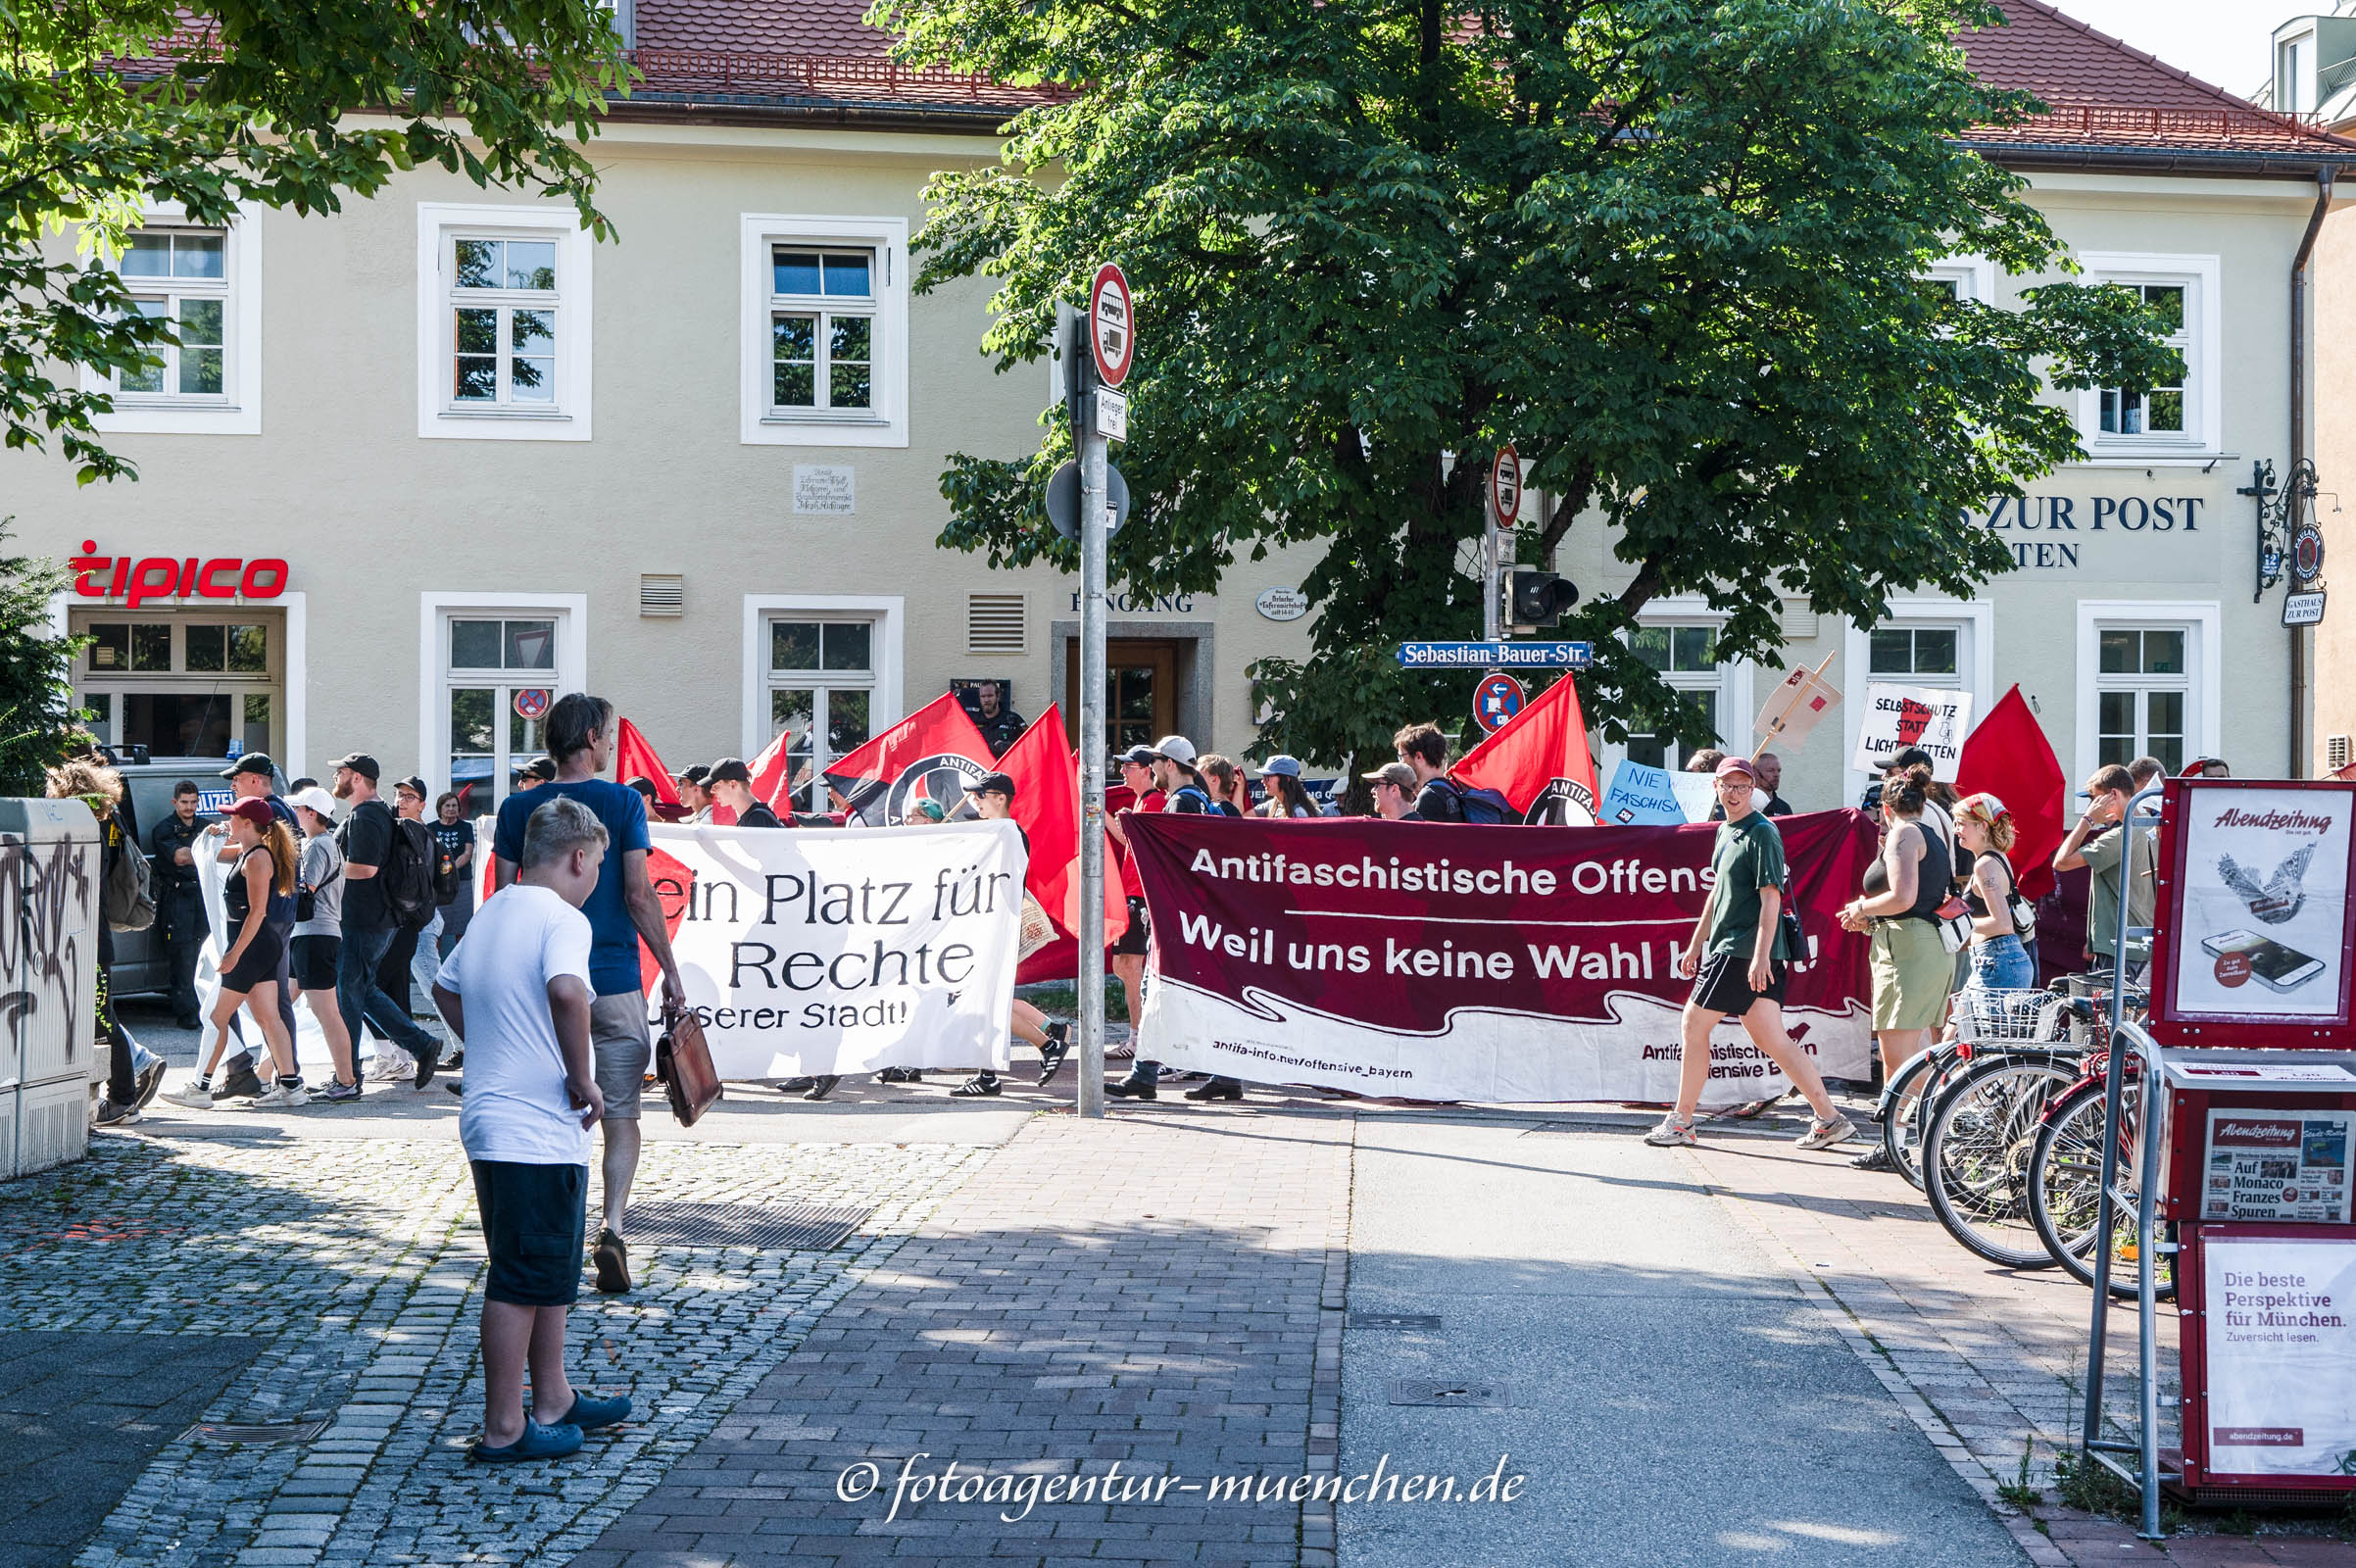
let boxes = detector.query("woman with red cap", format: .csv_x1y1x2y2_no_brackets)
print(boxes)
167,799,307,1107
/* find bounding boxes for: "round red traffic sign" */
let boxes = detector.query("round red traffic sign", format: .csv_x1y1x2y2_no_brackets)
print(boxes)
514,687,552,721
1489,446,1521,524
1473,671,1526,732
2293,524,2326,584
1090,264,1135,388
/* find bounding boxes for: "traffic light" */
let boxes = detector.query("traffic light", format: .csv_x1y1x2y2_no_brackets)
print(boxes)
1509,569,1579,626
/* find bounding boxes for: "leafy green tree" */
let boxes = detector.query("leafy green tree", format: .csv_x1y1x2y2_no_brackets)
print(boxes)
4,0,628,485
0,523,89,797
891,0,2179,761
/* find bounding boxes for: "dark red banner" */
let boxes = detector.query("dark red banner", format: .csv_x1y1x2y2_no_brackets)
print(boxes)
1123,810,1879,1103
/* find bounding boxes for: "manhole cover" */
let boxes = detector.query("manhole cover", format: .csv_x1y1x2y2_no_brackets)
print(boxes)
623,1201,872,1250
1350,1313,1442,1331
182,1419,327,1446
1389,1379,1507,1407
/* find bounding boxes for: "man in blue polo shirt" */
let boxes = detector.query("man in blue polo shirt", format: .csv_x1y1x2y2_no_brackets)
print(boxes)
493,693,684,1298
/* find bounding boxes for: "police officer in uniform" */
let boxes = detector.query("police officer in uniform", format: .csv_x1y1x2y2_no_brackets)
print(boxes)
149,778,209,1028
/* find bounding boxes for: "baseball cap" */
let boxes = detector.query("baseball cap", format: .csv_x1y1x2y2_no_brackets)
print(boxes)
1115,745,1156,767
223,798,274,828
1257,755,1303,778
394,774,427,799
1714,756,1759,781
515,756,556,783
288,786,337,820
678,763,712,785
909,798,948,822
706,758,753,785
328,752,378,782
221,754,275,779
963,770,1017,800
1153,735,1198,766
1876,746,1935,773
1362,760,1416,791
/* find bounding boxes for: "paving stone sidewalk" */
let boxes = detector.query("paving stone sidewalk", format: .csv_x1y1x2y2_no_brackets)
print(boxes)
0,1131,988,1566
573,1104,1357,1568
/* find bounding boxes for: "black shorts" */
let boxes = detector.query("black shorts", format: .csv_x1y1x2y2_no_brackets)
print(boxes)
221,922,289,993
1690,951,1788,1019
1113,896,1153,956
471,1159,587,1307
290,934,341,992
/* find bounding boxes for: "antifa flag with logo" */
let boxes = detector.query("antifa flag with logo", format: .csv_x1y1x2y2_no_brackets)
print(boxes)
820,690,997,824
1448,672,1601,824
998,706,1129,982
1954,683,2067,901
615,718,681,806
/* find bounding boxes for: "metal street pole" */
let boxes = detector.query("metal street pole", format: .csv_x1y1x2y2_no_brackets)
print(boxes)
1483,492,1503,642
1076,343,1108,1120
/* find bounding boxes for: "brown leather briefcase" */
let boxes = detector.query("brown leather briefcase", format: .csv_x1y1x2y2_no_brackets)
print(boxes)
655,1003,723,1127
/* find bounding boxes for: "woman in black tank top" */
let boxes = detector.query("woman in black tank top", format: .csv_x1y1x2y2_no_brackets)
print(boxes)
1837,765,1956,1086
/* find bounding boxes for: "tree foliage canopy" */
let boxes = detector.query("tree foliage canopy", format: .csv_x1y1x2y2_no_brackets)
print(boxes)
4,0,627,484
888,0,2180,760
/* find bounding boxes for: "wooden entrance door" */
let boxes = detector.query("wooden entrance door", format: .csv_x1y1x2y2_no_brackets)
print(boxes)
1065,639,1179,753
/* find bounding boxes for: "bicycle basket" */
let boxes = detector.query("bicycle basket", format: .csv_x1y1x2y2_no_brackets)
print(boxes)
1952,987,2060,1046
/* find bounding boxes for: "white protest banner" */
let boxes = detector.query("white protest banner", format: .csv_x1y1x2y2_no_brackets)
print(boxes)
1668,770,1718,824
1849,683,1974,778
642,819,1025,1079
2168,784,2354,1024
2200,1234,2356,1479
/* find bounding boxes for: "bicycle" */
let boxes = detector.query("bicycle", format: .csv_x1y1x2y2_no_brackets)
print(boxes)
1878,986,2069,1190
2028,1041,2177,1300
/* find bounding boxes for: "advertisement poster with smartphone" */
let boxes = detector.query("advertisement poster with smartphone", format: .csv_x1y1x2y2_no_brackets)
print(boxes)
2172,785,2354,1023
2200,1234,2356,1479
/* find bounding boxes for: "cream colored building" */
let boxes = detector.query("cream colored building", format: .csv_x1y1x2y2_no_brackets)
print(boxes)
3,18,1321,812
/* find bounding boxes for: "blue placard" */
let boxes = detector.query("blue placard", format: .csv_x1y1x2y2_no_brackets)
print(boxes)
1598,760,1686,826
1395,641,1592,669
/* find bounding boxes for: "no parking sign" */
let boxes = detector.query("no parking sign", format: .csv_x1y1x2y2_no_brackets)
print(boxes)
1473,671,1525,733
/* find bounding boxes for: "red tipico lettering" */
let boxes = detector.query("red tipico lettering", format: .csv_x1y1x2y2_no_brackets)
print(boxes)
239,559,288,598
71,545,290,601
123,557,178,608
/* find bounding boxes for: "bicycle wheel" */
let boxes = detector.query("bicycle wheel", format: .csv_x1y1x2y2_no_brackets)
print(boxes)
2029,1073,2177,1300
1923,1054,2078,1268
1881,1045,1963,1190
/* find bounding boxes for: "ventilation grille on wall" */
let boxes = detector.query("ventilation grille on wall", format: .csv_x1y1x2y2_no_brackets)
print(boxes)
639,574,684,617
1778,601,1819,641
2330,734,2352,772
967,593,1027,655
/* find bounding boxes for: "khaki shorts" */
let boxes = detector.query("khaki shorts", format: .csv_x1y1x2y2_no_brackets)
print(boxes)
1871,919,1954,1032
591,990,654,1122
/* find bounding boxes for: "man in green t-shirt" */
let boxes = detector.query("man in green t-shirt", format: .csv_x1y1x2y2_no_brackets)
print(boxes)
1646,757,1853,1152
2052,763,2156,975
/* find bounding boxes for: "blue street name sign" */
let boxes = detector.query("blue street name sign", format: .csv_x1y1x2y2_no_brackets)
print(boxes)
1396,641,1593,670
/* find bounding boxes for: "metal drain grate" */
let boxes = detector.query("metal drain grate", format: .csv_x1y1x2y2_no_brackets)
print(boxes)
622,1200,873,1250
182,1419,327,1446
1350,1312,1442,1331
1389,1379,1507,1407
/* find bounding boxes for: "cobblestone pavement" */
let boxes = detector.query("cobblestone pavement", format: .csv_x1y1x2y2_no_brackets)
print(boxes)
1677,1103,2356,1567
574,1104,1357,1568
0,1128,990,1567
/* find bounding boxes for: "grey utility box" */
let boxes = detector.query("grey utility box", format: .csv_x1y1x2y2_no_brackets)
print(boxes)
0,798,99,1180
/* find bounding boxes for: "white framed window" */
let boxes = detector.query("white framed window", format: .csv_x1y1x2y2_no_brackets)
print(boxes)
1599,597,1754,776
741,594,904,808
418,592,588,812
1841,598,1993,802
2073,600,2222,785
86,205,263,435
1924,255,1995,305
2071,253,2221,460
416,204,592,440
740,215,908,448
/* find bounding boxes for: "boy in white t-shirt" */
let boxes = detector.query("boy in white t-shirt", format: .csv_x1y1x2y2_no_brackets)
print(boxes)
433,796,634,1462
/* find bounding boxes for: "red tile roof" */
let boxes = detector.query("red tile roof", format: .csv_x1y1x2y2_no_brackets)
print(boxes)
1959,0,2356,159
622,0,1063,115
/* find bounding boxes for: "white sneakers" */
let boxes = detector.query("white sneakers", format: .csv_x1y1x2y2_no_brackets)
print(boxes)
252,1083,310,1108
161,1082,217,1109
1794,1115,1857,1152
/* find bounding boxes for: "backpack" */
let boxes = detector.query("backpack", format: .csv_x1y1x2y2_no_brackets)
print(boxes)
102,824,156,932
1431,778,1514,826
382,817,437,929
1168,784,1215,813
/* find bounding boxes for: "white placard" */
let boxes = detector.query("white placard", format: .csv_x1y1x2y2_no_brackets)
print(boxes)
1849,683,1974,778
2172,786,2352,1021
1668,770,1718,824
2203,1235,2356,1477
792,465,857,514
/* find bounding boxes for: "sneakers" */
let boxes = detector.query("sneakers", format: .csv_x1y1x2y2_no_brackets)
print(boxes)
252,1082,310,1108
952,1074,1001,1098
319,1078,363,1103
802,1074,842,1102
93,1097,139,1127
1795,1114,1857,1152
412,1041,444,1091
1643,1114,1697,1147
163,1081,218,1110
133,1056,169,1109
213,1061,265,1102
1036,1023,1071,1085
470,1419,583,1463
591,1227,631,1295
1849,1145,1897,1172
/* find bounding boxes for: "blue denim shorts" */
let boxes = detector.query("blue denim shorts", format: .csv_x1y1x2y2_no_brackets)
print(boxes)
1967,933,2036,993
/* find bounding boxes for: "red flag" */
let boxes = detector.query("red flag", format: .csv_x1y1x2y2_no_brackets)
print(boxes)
1955,684,2065,901
615,718,680,806
749,722,796,811
819,691,996,823
1449,672,1601,822
1001,706,1127,954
